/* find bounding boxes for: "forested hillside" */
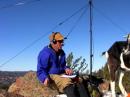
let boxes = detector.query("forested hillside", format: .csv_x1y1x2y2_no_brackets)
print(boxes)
0,71,27,90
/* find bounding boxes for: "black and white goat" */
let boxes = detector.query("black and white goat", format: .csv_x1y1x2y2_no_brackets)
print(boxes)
102,34,130,97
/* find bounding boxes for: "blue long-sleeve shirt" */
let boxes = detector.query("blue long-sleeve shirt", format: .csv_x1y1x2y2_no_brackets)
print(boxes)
37,45,68,83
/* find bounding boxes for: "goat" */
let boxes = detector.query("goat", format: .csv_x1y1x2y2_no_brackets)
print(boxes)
102,34,130,97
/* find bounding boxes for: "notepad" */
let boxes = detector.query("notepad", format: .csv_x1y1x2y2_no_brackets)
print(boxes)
60,74,76,78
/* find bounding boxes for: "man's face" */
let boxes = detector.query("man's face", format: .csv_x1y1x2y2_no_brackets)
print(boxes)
56,40,64,50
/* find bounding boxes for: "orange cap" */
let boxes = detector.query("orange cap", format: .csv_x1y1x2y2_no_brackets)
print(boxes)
49,32,64,41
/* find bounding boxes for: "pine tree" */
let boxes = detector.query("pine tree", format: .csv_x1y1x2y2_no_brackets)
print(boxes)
66,52,88,75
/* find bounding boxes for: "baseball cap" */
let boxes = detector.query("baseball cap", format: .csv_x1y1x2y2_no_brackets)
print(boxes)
49,32,64,41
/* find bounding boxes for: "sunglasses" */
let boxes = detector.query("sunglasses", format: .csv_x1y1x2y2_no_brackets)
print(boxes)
57,40,64,43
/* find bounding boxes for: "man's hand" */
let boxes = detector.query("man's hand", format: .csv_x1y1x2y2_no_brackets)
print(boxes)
65,68,73,75
43,78,49,86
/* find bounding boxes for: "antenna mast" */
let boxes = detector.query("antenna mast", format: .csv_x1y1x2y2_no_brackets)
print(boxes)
89,0,93,76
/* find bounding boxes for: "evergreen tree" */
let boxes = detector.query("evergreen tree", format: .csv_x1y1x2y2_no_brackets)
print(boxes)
66,52,88,75
66,52,73,67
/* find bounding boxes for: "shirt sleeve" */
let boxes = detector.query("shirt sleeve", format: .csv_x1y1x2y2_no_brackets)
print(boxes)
37,51,50,83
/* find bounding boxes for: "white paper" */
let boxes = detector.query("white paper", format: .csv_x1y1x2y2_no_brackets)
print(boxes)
60,74,76,78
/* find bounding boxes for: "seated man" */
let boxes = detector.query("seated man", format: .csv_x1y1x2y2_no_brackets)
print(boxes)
37,32,90,97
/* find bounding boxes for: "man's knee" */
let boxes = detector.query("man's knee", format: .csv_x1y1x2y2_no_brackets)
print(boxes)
50,74,73,92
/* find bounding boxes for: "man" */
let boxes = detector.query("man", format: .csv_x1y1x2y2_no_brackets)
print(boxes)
37,32,90,97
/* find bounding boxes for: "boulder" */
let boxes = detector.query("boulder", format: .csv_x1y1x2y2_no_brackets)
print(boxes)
0,89,24,97
8,71,59,97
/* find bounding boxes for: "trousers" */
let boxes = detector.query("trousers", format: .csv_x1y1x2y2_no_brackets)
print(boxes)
50,74,90,97
50,74,73,92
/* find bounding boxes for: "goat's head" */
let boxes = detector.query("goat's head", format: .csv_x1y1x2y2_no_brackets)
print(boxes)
123,34,130,54
127,34,130,44
124,33,130,43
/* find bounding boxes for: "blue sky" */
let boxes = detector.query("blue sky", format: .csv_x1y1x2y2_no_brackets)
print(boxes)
0,0,130,71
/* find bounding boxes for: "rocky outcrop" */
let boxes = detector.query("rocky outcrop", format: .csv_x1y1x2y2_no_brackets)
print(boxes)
8,72,59,97
7,71,111,97
0,89,24,97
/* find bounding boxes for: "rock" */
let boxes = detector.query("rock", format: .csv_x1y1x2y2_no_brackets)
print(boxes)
0,89,6,97
0,89,24,97
8,71,59,97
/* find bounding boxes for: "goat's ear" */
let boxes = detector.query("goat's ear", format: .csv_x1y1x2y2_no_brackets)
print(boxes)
102,52,109,59
102,52,106,56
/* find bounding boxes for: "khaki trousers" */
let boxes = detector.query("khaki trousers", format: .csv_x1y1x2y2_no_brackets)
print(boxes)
50,74,73,92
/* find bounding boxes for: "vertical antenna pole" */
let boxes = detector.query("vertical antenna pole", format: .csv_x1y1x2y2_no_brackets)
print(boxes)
89,0,93,77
